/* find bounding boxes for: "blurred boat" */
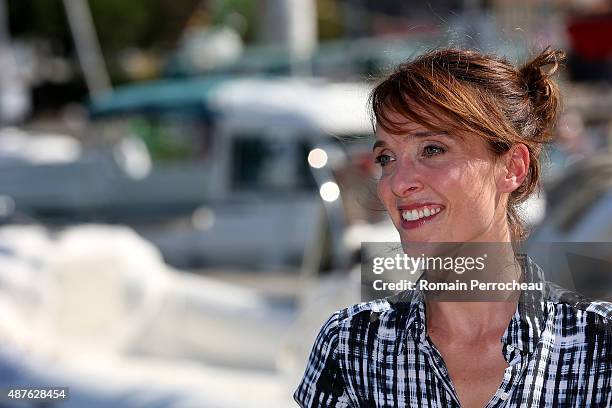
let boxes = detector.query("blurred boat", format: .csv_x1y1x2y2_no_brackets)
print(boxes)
0,224,295,407
1,77,381,271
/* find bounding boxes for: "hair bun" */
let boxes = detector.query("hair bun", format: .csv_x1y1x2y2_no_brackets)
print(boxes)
519,48,566,142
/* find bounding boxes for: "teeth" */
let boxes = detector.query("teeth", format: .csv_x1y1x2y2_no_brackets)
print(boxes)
401,206,441,221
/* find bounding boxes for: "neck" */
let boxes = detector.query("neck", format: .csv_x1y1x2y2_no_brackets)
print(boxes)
425,244,523,340
426,300,518,340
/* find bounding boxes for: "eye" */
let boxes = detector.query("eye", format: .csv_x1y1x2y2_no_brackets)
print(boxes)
374,154,395,167
422,145,445,158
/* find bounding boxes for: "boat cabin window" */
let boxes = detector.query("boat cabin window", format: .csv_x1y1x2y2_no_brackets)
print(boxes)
230,135,316,192
91,112,211,162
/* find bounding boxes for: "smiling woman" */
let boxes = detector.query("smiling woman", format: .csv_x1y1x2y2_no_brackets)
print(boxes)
294,48,612,408
370,48,562,243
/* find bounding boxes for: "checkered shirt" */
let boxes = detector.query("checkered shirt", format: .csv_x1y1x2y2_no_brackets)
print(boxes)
294,255,612,407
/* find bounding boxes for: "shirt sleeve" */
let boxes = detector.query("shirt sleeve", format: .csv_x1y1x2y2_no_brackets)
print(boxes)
293,311,351,407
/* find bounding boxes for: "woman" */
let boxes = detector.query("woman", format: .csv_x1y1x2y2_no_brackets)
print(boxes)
294,48,612,407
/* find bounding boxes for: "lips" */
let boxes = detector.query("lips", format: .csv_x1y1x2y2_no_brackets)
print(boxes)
398,203,444,230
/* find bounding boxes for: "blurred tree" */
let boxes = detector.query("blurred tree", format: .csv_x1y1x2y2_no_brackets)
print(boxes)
7,0,201,85
7,1,70,50
88,0,154,50
210,0,256,42
7,0,201,53
210,0,345,43
317,0,344,40
90,0,202,50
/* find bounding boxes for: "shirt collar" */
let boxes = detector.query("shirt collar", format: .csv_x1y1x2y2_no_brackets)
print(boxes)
501,254,549,354
388,254,549,355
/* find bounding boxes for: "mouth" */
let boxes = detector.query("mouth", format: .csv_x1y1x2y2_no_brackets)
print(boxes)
398,204,444,230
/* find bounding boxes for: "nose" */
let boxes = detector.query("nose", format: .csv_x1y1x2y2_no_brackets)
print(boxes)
389,161,423,197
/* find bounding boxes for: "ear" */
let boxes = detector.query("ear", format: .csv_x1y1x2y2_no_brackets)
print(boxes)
498,144,530,193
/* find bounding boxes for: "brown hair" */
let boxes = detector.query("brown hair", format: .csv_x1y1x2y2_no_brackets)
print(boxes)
369,47,565,241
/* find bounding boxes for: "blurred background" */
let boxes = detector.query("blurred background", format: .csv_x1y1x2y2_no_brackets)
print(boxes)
0,0,610,407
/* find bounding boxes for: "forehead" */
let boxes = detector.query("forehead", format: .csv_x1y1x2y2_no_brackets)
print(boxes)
374,106,449,137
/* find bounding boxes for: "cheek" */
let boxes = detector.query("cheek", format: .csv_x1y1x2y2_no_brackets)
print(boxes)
453,160,499,212
376,177,393,209
423,161,466,202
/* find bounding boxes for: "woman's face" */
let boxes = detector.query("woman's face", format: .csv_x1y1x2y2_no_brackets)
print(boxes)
374,118,511,244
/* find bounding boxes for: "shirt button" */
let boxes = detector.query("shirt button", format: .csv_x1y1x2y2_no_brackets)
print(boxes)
507,344,515,352
500,392,510,401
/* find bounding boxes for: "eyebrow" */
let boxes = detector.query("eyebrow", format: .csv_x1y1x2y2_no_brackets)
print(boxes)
372,131,449,151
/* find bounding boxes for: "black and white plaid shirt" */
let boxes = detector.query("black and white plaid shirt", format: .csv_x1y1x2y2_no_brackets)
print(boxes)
294,256,612,407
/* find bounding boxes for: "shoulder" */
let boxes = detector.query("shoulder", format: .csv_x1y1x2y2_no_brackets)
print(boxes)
332,290,417,329
294,297,401,407
311,298,393,343
546,282,612,337
309,298,396,343
317,291,417,349
582,300,612,322
335,297,394,325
